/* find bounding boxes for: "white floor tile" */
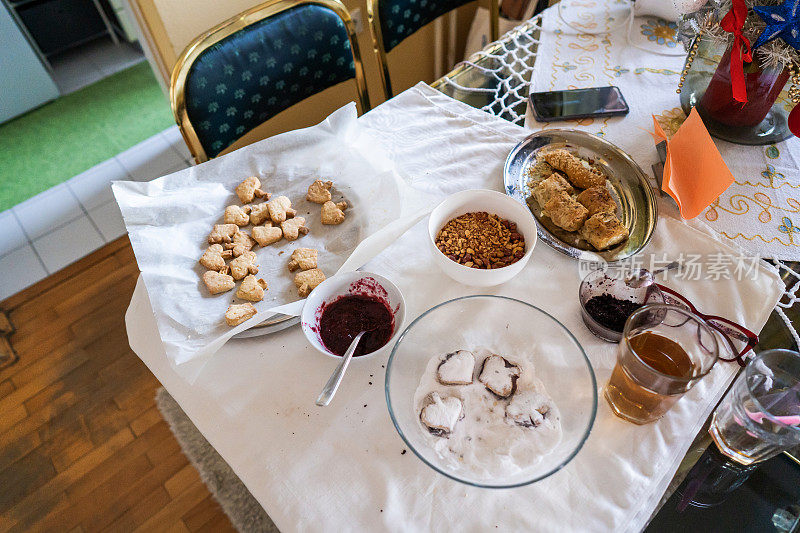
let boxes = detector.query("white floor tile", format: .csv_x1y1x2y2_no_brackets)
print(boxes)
13,184,84,240
160,126,194,163
32,216,105,274
68,158,130,211
88,201,128,241
0,246,48,301
117,134,185,181
0,210,28,256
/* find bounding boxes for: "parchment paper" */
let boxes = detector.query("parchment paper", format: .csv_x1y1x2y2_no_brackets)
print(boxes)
113,103,408,375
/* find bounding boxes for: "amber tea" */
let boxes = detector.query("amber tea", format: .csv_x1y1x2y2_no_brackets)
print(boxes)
604,305,720,425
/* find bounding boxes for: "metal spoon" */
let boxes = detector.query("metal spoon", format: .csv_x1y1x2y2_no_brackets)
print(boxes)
316,331,366,407
625,260,681,288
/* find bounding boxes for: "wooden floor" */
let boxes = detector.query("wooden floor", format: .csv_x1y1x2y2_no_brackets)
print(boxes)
0,238,236,533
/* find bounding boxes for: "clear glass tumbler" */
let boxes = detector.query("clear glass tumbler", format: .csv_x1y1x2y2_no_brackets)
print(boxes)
710,349,800,465
605,304,721,424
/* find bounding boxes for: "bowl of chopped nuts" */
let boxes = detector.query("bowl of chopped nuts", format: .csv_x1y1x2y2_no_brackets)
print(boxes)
428,189,537,287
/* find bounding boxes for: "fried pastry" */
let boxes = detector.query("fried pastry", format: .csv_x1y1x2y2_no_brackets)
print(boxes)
543,190,589,232
532,173,574,208
580,212,629,250
576,186,617,216
542,149,606,189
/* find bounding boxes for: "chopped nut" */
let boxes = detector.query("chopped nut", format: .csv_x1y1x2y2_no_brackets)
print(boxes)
434,212,525,270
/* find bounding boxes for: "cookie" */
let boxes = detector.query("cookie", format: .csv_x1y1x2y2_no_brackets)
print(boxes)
236,275,268,302
252,224,283,246
225,302,257,326
321,201,347,225
306,179,333,204
202,270,235,295
281,217,308,241
229,251,258,280
506,390,555,428
420,392,463,436
287,248,318,271
436,350,475,385
224,205,251,226
294,268,325,297
199,244,232,271
207,224,238,244
478,355,520,398
236,177,269,204
268,195,296,224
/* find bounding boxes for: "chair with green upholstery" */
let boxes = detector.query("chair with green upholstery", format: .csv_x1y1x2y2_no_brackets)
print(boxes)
171,0,371,163
367,0,499,100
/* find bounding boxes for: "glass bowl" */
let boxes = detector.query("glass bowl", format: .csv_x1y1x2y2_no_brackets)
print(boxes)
385,295,597,488
579,267,665,343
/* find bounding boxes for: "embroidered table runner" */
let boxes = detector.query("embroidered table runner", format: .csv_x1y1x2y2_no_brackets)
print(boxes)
527,6,800,260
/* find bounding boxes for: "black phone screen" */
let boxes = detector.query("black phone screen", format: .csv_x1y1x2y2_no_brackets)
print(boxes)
530,86,629,121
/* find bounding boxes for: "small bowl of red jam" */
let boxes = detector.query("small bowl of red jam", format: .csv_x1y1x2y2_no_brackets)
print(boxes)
300,272,405,359
579,267,665,342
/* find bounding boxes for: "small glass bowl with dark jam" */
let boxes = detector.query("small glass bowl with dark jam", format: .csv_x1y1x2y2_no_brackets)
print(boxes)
579,267,665,342
300,271,405,359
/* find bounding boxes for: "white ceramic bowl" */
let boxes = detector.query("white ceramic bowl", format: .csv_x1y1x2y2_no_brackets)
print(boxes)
428,189,538,287
300,271,406,359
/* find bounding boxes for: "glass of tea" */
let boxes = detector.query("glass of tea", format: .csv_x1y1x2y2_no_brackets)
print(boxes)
605,304,721,424
710,349,800,465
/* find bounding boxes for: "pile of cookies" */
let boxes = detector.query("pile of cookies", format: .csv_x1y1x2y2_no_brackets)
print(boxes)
530,149,629,251
199,177,349,327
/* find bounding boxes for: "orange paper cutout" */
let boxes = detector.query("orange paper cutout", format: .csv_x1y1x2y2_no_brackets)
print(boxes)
651,108,735,219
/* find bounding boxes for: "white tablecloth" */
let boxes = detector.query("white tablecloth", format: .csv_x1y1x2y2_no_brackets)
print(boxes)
126,84,783,532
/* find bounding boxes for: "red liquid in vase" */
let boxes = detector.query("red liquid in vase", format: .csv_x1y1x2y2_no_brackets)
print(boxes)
699,46,789,127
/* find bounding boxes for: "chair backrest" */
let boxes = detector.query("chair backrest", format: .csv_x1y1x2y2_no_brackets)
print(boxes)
171,0,370,163
368,0,498,100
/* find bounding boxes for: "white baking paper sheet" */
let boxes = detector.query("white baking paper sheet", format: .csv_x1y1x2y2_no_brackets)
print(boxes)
113,103,409,377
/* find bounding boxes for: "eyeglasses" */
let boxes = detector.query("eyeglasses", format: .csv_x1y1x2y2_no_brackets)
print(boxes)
655,284,759,367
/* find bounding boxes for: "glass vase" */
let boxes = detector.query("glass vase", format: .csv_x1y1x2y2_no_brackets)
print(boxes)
680,35,792,145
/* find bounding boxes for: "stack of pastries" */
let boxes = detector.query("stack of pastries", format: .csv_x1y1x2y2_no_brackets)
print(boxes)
530,149,628,251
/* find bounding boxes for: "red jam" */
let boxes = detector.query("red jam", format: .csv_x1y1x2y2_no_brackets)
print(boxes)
319,295,394,357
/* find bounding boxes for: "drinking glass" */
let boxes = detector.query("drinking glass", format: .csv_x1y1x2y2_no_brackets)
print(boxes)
605,304,721,424
710,349,800,465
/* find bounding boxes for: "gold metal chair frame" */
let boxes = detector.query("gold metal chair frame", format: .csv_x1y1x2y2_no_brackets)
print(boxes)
367,0,499,101
170,0,371,164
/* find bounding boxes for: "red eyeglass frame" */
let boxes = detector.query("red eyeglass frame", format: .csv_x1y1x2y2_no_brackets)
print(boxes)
655,284,759,367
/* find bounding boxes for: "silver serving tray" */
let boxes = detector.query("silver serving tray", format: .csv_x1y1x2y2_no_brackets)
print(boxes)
504,129,657,262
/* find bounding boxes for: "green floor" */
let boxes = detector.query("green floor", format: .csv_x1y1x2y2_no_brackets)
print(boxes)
0,61,174,212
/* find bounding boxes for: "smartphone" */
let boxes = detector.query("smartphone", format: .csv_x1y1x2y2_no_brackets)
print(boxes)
529,86,629,122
